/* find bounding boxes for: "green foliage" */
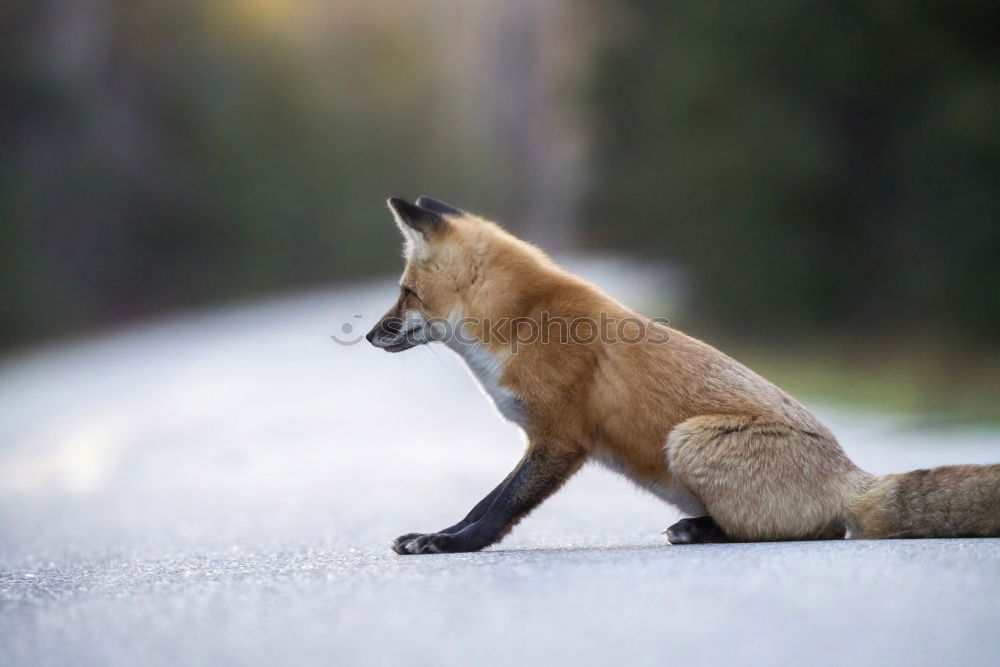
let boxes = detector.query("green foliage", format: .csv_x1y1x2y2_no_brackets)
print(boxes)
3,0,998,355
585,0,1000,343
0,0,503,346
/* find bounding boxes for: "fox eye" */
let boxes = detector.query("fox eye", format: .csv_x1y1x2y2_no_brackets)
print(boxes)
401,286,420,301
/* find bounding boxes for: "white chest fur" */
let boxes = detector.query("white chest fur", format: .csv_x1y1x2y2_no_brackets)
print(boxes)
445,333,529,430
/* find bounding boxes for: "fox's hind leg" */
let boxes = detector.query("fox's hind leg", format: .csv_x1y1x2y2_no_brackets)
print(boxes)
664,516,731,544
665,415,855,542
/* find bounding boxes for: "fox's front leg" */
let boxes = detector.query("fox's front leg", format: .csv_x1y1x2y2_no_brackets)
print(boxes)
391,470,515,548
391,442,585,555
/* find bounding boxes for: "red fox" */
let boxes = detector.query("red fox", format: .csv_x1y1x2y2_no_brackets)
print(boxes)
366,196,1000,554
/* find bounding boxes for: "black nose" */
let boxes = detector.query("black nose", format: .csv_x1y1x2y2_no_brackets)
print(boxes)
366,317,402,346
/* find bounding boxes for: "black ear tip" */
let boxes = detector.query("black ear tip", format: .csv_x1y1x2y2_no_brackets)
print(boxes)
415,196,463,216
387,196,444,232
387,197,428,219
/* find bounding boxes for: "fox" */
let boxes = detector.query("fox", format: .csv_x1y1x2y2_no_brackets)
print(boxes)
366,196,1000,554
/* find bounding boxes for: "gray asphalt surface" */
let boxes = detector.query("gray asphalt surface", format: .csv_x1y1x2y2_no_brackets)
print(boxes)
1,261,999,667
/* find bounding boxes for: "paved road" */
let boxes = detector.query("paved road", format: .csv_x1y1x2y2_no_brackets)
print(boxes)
1,261,998,667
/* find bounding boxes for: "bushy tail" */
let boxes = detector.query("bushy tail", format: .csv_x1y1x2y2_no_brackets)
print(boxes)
850,464,1000,539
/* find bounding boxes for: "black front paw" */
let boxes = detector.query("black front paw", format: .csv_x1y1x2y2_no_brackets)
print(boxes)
391,532,465,555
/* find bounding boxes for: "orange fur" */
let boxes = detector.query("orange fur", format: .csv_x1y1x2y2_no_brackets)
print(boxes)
371,198,1000,545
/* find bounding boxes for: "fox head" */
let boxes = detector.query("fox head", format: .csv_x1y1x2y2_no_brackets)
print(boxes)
365,196,552,353
365,196,477,352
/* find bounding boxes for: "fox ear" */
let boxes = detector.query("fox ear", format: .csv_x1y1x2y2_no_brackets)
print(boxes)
387,197,445,236
387,197,446,259
415,196,463,216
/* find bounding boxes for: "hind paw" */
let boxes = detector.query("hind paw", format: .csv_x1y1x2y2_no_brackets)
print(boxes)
664,516,730,545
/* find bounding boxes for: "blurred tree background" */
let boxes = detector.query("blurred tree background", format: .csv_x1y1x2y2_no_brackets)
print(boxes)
585,0,1000,348
1,0,998,416
0,0,591,345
